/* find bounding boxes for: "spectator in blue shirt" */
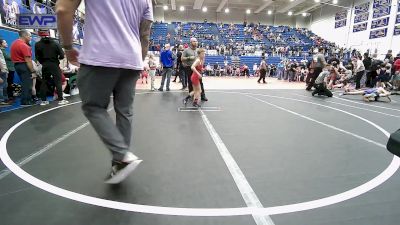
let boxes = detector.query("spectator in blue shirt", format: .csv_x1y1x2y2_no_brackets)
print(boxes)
277,61,284,80
158,44,175,91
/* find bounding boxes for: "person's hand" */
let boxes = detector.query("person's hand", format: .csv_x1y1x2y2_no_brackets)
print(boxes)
65,48,80,67
31,72,37,79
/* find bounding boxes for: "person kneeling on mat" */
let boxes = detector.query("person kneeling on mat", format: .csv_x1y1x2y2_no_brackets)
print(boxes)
312,64,333,97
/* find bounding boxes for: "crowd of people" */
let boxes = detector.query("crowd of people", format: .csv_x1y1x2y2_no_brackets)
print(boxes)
0,30,76,107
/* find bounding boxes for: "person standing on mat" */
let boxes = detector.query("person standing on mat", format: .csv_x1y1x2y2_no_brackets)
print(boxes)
182,38,208,101
158,43,174,91
183,48,205,107
306,47,326,91
56,0,153,183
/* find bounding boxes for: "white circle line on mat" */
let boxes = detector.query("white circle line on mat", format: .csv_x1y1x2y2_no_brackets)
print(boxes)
0,91,398,216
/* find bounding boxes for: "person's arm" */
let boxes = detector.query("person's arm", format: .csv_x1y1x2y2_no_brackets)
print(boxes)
56,0,81,66
25,57,35,77
191,58,201,77
56,42,65,60
139,19,152,61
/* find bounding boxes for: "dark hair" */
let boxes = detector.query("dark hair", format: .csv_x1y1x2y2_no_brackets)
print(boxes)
0,39,5,45
18,30,30,38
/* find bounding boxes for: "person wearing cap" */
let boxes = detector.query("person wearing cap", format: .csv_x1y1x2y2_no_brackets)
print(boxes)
35,30,67,105
182,37,208,101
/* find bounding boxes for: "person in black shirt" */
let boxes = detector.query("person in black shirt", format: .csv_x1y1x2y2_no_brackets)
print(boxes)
172,45,184,87
35,30,65,105
362,53,372,87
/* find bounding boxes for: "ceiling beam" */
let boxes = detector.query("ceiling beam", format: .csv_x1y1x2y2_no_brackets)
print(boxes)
193,0,204,9
216,0,228,12
254,0,274,14
277,0,307,13
171,0,176,10
294,0,331,15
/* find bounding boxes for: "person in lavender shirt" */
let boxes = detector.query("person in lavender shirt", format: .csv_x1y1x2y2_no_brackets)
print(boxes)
56,0,153,184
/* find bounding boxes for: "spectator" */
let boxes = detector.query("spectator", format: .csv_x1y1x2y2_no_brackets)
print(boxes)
10,30,36,106
0,39,15,102
158,43,174,91
35,30,67,105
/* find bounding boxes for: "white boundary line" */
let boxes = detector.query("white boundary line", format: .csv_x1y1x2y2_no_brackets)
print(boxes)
200,109,275,224
291,93,400,118
333,96,400,112
0,104,113,181
245,95,386,148
0,91,398,217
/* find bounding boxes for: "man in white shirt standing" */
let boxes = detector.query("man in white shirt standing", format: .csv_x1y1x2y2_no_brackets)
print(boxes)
56,0,153,183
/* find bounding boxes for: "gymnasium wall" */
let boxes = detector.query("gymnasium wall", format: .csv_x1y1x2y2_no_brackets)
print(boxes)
310,0,400,57
156,7,297,27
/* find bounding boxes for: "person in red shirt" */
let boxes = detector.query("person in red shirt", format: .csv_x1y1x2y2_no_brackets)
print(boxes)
394,55,400,72
10,30,36,105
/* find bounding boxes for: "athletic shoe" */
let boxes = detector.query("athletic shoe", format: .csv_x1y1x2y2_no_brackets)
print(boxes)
0,101,10,105
40,101,49,106
105,152,142,184
63,93,71,97
166,88,170,91
58,100,69,105
158,88,163,92
201,97,208,101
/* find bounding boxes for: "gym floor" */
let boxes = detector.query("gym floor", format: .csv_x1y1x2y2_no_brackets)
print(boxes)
1,77,400,225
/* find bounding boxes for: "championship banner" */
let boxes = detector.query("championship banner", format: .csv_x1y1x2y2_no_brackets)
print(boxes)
369,27,388,39
373,0,392,8
394,25,400,35
0,0,24,27
335,11,347,21
373,5,392,18
353,22,368,32
397,14,400,24
354,13,369,23
371,17,390,29
335,19,347,28
398,0,400,12
355,2,370,14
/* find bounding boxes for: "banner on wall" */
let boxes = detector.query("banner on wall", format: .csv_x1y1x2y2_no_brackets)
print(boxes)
373,5,392,18
355,2,370,14
397,14,400,24
0,0,25,27
369,27,388,39
398,0,400,12
371,17,390,29
353,22,368,32
373,0,392,8
335,11,347,20
394,25,400,35
354,13,369,23
335,19,347,28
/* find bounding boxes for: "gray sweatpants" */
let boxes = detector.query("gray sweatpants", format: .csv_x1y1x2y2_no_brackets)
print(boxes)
77,64,140,162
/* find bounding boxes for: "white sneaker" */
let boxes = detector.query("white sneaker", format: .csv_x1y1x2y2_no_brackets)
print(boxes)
40,101,49,106
63,93,71,97
58,100,69,105
122,152,139,163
